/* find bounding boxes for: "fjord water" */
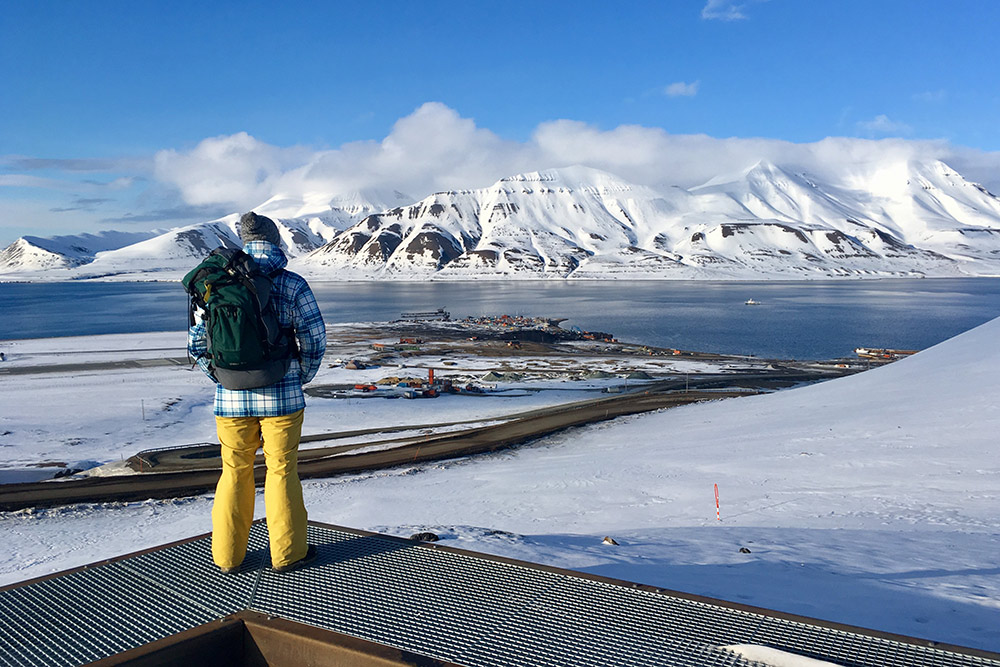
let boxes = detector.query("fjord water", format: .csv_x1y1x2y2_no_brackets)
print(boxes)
3,279,1000,360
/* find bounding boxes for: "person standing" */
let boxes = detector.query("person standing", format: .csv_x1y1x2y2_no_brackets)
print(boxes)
188,212,326,573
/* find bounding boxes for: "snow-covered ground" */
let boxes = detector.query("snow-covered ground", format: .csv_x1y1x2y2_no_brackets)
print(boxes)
1,319,998,652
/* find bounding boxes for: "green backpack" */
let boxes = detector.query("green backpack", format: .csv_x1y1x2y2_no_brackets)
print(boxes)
182,247,296,390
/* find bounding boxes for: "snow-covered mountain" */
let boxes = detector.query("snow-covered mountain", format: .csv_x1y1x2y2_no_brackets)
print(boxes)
0,230,160,271
0,192,400,280
303,166,696,279
3,160,999,281
253,188,414,232
298,161,1000,280
86,216,339,280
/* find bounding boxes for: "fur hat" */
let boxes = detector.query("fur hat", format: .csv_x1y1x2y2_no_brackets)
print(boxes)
239,211,281,245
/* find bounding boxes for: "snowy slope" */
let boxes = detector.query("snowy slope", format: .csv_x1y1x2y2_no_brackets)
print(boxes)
300,166,726,279
0,231,160,271
301,166,689,278
685,159,1000,272
298,161,1000,280
0,215,344,281
253,188,413,234
0,190,402,280
1,318,998,651
4,159,1000,281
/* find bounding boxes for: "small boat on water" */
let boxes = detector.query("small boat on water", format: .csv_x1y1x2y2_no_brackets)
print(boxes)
744,298,761,305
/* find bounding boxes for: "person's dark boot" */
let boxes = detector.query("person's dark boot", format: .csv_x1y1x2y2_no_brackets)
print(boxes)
272,544,317,573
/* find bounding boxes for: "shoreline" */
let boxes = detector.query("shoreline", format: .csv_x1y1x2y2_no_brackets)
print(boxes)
9,273,1000,285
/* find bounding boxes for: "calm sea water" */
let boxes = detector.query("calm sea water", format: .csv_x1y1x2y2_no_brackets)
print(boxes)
4,279,1000,360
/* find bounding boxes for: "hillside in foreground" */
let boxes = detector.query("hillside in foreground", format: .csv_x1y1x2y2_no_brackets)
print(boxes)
0,316,997,651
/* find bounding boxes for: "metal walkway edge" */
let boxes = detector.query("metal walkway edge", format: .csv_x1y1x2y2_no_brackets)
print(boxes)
1,521,997,667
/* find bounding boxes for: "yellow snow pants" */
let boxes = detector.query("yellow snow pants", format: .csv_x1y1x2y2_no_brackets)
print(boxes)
212,409,308,570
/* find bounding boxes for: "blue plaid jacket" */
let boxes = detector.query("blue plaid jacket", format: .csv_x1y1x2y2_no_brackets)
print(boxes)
188,241,327,417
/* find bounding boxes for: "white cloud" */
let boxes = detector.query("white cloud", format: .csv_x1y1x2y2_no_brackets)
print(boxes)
701,0,751,21
0,173,136,192
153,104,538,212
0,174,68,189
153,132,311,209
857,114,913,136
7,100,1000,247
664,81,700,97
105,103,1000,219
3,156,148,173
105,177,136,190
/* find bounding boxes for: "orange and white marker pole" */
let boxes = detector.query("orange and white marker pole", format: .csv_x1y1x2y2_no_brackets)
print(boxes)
714,483,721,521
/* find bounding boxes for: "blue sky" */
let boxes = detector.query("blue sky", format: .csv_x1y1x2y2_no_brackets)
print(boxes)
3,0,1000,244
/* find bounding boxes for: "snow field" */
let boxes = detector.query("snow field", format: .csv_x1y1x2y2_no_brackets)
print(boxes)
0,318,998,652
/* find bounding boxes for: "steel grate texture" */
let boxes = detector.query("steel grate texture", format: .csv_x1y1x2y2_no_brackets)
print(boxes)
0,528,270,667
1,521,999,667
749,616,1000,667
115,523,268,615
0,562,219,667
248,525,1000,667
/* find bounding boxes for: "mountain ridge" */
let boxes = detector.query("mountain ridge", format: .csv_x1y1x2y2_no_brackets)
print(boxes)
3,160,999,281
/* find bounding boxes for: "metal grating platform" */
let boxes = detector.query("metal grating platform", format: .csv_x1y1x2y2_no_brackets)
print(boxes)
0,521,997,667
